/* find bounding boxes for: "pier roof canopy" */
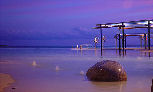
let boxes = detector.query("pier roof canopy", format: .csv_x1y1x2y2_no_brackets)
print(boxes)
94,19,153,29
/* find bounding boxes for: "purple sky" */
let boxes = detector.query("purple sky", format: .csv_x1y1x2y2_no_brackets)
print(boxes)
0,0,153,46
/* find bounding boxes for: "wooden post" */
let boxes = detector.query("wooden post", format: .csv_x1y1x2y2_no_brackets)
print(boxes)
148,20,151,50
144,34,147,49
122,22,125,51
118,27,121,51
100,27,103,56
119,34,121,51
115,35,117,49
140,36,142,48
125,35,127,48
80,45,82,50
118,33,121,56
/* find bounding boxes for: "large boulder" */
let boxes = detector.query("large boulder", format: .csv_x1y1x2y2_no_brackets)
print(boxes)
86,60,127,81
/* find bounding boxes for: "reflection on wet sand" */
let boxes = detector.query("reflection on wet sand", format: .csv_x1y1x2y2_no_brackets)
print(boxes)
0,73,15,92
91,81,127,92
0,48,153,92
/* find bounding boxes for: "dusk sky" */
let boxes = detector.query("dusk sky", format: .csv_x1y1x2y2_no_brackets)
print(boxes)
0,0,153,46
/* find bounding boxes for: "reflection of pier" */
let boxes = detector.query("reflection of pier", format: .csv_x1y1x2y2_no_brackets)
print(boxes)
93,19,153,56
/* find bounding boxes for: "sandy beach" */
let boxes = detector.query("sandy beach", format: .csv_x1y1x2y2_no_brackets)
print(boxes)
0,73,15,92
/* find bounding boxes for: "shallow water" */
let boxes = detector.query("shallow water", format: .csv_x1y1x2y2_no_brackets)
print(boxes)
0,48,153,92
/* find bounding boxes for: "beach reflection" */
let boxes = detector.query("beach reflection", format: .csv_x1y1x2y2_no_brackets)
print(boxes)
0,48,153,92
91,81,127,92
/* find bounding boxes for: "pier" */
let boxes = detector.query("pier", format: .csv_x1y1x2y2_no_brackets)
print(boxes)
93,19,153,56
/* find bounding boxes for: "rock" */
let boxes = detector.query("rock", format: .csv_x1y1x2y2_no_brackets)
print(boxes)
32,61,37,66
80,70,85,75
12,87,16,89
86,60,127,81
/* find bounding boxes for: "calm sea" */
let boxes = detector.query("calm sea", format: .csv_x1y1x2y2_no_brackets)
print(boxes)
0,48,153,92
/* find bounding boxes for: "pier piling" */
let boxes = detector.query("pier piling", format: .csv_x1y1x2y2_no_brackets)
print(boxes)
148,20,151,50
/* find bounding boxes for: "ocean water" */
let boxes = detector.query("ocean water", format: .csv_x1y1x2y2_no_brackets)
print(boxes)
0,48,153,92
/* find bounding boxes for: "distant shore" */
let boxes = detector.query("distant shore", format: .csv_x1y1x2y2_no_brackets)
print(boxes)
0,45,72,48
0,45,153,49
72,47,153,50
0,73,15,92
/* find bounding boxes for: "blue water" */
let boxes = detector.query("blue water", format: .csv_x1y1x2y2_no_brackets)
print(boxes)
0,48,153,92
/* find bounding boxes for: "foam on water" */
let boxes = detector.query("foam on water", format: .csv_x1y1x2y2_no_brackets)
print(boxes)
55,66,60,71
32,61,37,66
80,70,85,75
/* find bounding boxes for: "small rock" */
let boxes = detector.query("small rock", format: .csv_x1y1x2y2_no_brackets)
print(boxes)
86,60,127,81
32,61,37,66
12,87,16,89
80,70,84,75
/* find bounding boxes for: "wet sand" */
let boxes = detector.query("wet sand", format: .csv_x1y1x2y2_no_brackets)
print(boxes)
141,50,153,52
0,73,15,92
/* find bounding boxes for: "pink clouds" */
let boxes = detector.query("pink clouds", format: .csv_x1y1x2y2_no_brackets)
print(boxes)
122,0,153,9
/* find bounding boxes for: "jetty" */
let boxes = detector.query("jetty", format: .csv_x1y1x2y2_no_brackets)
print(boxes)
93,20,153,55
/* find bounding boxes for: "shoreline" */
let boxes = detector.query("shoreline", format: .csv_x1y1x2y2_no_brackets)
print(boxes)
0,73,15,92
71,47,153,50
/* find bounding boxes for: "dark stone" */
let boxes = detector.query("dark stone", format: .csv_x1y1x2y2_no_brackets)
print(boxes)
12,87,16,89
86,60,127,81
